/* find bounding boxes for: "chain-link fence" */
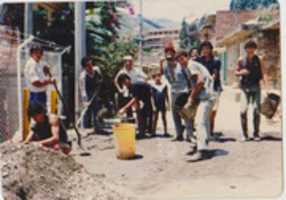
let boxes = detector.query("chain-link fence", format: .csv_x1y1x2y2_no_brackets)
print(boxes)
0,25,20,142
0,25,66,142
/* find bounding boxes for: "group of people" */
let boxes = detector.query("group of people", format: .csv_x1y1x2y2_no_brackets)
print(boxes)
22,39,265,161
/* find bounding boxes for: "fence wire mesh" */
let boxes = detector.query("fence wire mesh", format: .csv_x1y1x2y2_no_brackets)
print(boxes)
0,25,63,142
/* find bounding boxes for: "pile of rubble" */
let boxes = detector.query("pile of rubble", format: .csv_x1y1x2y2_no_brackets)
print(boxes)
0,142,132,200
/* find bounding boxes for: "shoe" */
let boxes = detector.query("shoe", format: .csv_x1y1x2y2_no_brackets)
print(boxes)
188,150,204,162
163,133,172,138
136,133,146,139
186,147,197,156
172,136,184,142
240,136,250,142
253,136,261,141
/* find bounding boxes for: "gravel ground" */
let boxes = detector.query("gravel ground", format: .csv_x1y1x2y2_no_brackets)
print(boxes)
0,143,133,200
74,87,283,200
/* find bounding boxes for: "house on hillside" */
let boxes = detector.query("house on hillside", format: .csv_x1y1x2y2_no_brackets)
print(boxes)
215,9,280,89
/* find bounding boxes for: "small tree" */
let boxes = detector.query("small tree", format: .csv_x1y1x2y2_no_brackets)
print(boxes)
179,19,191,50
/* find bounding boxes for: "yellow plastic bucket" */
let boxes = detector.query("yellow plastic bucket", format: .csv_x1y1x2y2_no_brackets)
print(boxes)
113,123,136,160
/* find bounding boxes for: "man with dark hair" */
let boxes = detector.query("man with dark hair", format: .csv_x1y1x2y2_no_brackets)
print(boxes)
196,41,222,138
118,74,154,138
114,55,147,118
235,40,265,142
24,44,54,108
24,103,71,155
189,47,199,61
79,56,103,129
177,51,214,162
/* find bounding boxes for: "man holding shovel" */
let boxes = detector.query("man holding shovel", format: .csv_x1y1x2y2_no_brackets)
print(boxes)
79,56,103,129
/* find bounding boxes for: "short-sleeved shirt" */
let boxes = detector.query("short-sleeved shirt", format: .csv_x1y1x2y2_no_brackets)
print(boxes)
130,82,152,107
115,67,147,84
163,62,191,94
24,58,49,93
196,56,222,92
79,66,102,101
187,60,214,100
115,67,147,97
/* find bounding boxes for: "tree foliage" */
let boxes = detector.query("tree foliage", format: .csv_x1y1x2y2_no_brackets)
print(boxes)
230,0,279,10
179,19,191,50
179,19,200,52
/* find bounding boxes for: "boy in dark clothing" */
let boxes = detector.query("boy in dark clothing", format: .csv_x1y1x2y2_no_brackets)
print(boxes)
79,56,103,129
118,74,154,138
24,103,71,155
235,40,265,142
196,41,222,137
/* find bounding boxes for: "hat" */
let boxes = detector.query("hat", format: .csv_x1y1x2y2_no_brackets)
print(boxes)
123,55,133,60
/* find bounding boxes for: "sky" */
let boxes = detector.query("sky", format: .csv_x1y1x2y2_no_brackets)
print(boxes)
130,0,230,22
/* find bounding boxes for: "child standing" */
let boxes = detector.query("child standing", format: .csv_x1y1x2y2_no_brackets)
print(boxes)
150,71,170,137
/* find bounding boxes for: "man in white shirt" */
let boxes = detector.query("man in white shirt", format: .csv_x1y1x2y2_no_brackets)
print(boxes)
176,51,214,162
24,45,54,109
114,55,147,117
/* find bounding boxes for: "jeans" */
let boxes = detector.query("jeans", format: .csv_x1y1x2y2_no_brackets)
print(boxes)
171,93,193,139
195,99,212,150
137,104,153,135
240,88,261,137
83,98,101,129
30,92,47,109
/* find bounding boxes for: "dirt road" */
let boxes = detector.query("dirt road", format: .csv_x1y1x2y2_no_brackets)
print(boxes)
74,87,283,200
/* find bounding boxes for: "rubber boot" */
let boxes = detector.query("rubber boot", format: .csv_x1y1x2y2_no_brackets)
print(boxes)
240,112,248,139
253,110,261,140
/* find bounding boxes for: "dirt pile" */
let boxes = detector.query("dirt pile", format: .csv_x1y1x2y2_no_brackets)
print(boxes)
0,142,133,200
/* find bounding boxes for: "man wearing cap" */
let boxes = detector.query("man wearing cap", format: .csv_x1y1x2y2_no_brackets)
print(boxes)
24,45,54,108
161,46,194,142
114,55,147,117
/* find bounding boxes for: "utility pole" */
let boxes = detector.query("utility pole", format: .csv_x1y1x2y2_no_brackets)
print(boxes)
138,0,143,66
24,3,33,37
75,2,86,120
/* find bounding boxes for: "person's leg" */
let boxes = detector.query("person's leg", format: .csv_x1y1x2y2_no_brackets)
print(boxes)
189,100,211,161
83,105,92,128
252,89,261,139
240,90,250,141
146,106,154,135
161,110,168,135
136,108,146,138
184,118,194,142
171,93,184,140
152,111,159,135
92,99,101,130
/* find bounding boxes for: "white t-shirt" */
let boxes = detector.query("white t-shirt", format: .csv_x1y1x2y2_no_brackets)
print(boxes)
187,60,214,100
114,67,147,97
24,57,49,93
79,66,102,101
115,67,147,84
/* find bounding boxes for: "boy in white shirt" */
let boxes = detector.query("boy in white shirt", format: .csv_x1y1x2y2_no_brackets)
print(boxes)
24,45,54,109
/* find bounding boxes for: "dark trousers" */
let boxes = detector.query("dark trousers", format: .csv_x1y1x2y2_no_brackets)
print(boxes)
83,98,100,129
30,92,47,109
137,104,153,136
240,88,261,137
